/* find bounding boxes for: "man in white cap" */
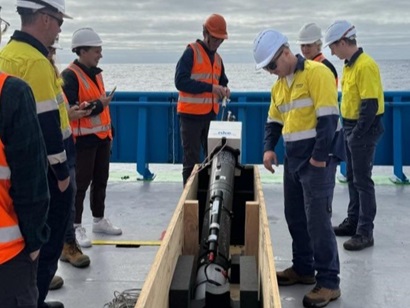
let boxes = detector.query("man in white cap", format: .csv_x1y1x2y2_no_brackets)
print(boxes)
297,22,338,84
0,1,73,307
324,20,384,251
0,14,50,308
253,28,345,307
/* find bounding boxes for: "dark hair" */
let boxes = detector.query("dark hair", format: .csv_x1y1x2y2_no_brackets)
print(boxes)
72,46,92,56
18,7,56,26
344,38,357,46
17,7,39,25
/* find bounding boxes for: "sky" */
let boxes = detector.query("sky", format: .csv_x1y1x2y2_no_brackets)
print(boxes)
1,0,410,63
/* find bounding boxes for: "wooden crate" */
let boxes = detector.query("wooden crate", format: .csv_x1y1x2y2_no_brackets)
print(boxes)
135,165,281,308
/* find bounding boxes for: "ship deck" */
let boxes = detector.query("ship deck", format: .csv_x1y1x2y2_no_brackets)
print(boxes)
47,164,410,308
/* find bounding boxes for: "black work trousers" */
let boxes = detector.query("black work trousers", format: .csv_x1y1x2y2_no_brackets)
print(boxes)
37,167,72,307
344,118,384,237
179,115,214,185
74,138,111,223
0,250,39,308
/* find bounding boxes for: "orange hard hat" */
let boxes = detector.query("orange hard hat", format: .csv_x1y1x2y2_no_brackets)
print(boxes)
204,14,228,39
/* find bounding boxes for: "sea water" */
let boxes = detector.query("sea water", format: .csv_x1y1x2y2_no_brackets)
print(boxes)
73,60,410,92
53,59,410,178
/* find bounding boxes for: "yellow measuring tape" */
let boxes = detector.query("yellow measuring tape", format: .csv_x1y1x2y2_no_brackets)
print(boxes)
92,240,161,247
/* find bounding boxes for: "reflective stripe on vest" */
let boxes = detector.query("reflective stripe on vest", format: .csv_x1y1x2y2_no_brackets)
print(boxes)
72,124,112,135
0,225,23,243
0,72,25,264
177,42,222,115
67,63,112,139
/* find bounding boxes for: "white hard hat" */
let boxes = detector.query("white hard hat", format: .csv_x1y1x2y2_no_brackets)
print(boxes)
16,0,72,19
253,29,288,69
71,27,102,49
324,20,356,48
297,23,322,44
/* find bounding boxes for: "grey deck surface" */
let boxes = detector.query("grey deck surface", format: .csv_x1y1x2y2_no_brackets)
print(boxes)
46,164,410,308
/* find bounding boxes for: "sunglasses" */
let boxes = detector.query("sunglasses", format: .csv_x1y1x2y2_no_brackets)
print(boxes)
41,12,64,27
263,48,284,71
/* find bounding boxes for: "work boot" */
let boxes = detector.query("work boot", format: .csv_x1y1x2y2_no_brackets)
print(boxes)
343,234,374,251
49,275,64,290
43,301,64,308
75,226,92,248
60,241,91,268
333,217,357,236
276,267,316,286
92,218,122,235
303,285,341,307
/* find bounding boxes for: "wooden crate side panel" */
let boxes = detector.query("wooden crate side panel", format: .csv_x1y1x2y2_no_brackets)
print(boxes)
254,167,282,308
135,167,199,308
245,201,259,257
183,200,199,255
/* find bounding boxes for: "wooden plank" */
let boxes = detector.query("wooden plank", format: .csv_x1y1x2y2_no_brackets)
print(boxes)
185,164,199,200
183,200,198,255
244,201,259,257
135,166,199,308
254,166,282,308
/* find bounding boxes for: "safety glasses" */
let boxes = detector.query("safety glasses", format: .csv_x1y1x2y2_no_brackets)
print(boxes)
41,12,64,27
263,48,284,71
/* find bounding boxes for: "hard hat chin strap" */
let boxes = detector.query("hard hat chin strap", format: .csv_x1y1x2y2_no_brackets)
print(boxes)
340,26,355,40
0,19,9,35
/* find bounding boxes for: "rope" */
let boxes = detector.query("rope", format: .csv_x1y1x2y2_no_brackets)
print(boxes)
103,288,141,308
187,141,227,182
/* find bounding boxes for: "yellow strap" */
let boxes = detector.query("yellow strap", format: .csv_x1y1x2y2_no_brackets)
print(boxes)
91,240,161,246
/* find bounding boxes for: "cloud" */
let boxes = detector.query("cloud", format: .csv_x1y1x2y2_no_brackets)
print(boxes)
1,0,409,63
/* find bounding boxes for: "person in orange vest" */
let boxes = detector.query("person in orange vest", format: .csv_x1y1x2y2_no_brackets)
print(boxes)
0,14,50,308
61,28,122,248
297,23,338,84
175,13,231,186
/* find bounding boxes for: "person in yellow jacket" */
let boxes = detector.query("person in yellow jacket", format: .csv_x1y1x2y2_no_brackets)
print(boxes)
0,1,74,307
324,20,384,251
253,29,345,308
61,28,122,249
0,15,49,308
175,13,231,186
46,36,91,293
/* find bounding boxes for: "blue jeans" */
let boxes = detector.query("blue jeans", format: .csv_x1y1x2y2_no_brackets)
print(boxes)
344,119,384,238
283,157,340,289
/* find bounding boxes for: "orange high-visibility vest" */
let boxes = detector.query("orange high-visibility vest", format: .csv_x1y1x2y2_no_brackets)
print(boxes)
312,53,326,62
177,42,222,115
313,53,339,86
0,73,25,264
67,63,112,140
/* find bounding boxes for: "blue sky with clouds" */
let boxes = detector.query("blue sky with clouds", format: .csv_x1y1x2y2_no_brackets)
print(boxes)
1,0,409,63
